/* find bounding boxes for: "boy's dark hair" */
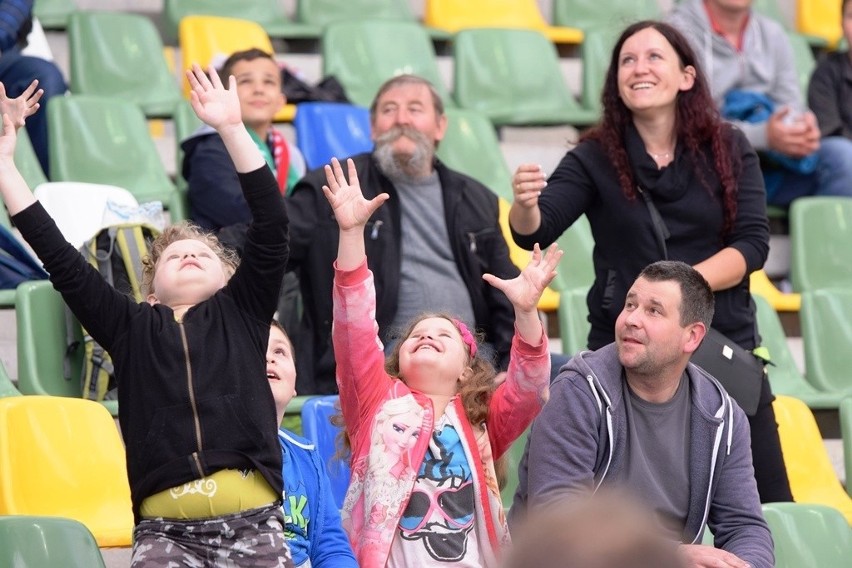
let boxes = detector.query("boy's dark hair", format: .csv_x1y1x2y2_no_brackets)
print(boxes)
638,260,715,329
219,48,278,83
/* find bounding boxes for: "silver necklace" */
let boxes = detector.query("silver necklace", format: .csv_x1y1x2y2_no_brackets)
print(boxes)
649,150,673,160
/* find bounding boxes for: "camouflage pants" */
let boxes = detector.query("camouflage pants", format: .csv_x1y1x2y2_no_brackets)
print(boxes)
130,503,294,567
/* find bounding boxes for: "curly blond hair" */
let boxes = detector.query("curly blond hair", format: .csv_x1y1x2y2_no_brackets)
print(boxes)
141,221,240,297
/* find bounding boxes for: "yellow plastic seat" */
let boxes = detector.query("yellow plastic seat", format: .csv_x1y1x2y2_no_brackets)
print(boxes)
796,0,843,49
772,395,852,523
0,396,133,546
178,15,295,122
749,269,800,312
498,198,559,312
424,0,583,45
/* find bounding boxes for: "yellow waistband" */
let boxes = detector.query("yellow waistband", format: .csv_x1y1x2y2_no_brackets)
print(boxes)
140,469,278,520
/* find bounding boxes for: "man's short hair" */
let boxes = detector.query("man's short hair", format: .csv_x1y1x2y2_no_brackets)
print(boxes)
369,74,445,121
638,260,715,329
219,48,278,83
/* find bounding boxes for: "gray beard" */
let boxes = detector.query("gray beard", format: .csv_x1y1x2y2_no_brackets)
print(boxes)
373,127,435,181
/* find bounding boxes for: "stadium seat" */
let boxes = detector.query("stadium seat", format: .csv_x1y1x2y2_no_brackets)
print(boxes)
790,197,852,292
33,0,76,30
436,107,513,201
796,0,843,48
0,360,20,397
498,198,560,312
424,0,583,45
296,0,441,35
558,287,591,357
772,395,852,523
453,28,597,127
163,0,319,45
578,25,619,119
0,396,133,546
0,515,107,567
551,215,595,293
800,288,852,396
177,15,296,122
293,102,373,170
173,99,204,197
752,294,839,409
68,11,182,118
47,95,184,220
749,269,800,312
322,20,451,109
787,31,817,98
552,0,660,32
501,426,530,509
300,395,350,510
841,398,852,498
13,127,47,190
762,502,852,568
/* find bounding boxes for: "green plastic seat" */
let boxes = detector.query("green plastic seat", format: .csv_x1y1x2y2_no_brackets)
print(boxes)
68,11,182,118
0,515,107,567
13,127,48,190
551,215,595,293
790,198,852,293
552,0,660,31
577,25,621,121
453,28,598,127
47,95,183,220
753,294,841,409
33,0,76,30
163,0,320,45
500,426,530,509
322,20,451,109
436,108,513,200
762,503,852,568
787,31,817,99
173,99,204,200
840,398,852,499
0,360,21,398
558,287,591,357
800,288,852,396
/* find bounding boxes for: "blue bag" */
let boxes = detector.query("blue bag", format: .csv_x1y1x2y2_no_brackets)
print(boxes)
0,224,49,289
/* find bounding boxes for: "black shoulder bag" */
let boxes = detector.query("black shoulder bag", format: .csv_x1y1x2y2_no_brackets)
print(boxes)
638,187,764,415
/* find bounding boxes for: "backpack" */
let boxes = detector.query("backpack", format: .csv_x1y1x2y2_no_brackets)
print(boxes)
66,223,160,401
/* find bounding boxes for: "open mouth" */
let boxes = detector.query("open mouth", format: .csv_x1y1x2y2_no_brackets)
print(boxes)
267,370,280,381
632,82,655,90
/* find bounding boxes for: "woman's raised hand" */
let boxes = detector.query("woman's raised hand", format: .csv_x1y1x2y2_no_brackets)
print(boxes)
186,64,241,131
483,243,562,313
322,158,389,232
0,80,42,130
512,164,547,209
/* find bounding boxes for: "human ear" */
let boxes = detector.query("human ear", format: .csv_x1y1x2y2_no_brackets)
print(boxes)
680,65,696,92
458,366,474,384
683,322,706,354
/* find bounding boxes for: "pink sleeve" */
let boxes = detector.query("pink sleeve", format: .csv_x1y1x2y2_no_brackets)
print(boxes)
332,259,394,445
486,325,550,459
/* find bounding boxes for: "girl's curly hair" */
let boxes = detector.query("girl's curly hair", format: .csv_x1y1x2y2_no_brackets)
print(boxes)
141,221,240,297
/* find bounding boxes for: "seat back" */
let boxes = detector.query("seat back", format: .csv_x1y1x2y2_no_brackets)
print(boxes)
293,102,373,170
33,182,139,249
762,502,852,568
301,395,350,510
13,127,48,190
558,287,591,356
453,28,579,126
772,395,852,523
578,24,620,116
297,0,413,28
436,107,512,200
322,20,450,108
800,288,852,394
424,0,549,32
787,31,816,98
790,196,852,292
552,215,595,293
68,11,182,117
796,0,843,48
552,0,660,30
0,396,133,546
16,280,84,398
47,95,177,207
33,0,76,30
0,515,107,567
173,98,205,193
840,398,852,499
165,0,291,43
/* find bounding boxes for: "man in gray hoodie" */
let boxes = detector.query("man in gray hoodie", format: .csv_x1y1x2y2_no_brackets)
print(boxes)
669,0,852,208
523,261,773,568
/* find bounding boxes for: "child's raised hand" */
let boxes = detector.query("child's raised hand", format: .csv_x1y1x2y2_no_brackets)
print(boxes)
483,243,562,313
186,64,241,131
322,157,389,232
0,81,42,130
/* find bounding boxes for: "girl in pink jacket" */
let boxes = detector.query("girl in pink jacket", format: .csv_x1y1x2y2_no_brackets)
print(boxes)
322,159,558,567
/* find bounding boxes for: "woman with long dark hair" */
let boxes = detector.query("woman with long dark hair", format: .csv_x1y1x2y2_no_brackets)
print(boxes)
509,20,791,503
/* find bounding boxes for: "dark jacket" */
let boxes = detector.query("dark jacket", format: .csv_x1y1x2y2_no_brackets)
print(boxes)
15,167,289,522
512,125,769,351
287,152,519,395
524,344,774,567
808,50,852,140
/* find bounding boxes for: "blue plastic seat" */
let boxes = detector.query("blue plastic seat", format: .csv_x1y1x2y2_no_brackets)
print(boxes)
300,395,350,509
293,103,373,170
